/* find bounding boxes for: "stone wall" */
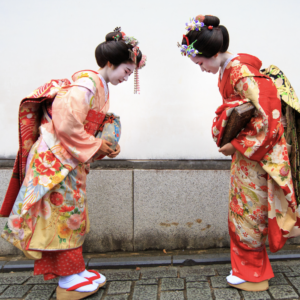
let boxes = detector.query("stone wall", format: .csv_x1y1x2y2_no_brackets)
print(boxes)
0,160,299,255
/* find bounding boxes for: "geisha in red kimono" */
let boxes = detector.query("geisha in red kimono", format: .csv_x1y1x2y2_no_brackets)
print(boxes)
178,15,300,291
0,27,146,300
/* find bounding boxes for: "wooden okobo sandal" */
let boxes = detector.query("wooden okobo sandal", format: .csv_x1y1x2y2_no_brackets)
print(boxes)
228,280,269,291
56,279,100,300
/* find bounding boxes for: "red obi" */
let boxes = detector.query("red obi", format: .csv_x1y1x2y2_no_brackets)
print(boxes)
84,110,106,135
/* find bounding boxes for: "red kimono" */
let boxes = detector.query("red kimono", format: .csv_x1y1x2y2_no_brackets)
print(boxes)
213,54,300,282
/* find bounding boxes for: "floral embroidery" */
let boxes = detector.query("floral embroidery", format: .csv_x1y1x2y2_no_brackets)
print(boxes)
272,109,280,119
58,223,72,240
50,192,64,206
67,214,81,230
35,152,61,177
8,215,23,231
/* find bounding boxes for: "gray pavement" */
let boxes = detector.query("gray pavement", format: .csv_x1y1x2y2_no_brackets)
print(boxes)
0,260,300,299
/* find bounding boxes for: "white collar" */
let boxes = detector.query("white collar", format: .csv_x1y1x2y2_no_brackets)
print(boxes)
220,54,238,80
97,74,109,102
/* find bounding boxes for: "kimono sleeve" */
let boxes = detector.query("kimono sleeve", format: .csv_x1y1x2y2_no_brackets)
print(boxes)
230,75,283,161
52,80,102,163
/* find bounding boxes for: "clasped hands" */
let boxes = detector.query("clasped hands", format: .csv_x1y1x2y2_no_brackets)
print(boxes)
96,140,121,158
218,143,236,156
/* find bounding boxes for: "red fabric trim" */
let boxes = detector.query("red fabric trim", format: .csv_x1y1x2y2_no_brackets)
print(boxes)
66,279,93,291
34,246,85,280
85,270,101,281
0,174,20,216
182,35,189,46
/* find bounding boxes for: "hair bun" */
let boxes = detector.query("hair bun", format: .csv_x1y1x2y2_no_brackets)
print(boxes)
203,15,220,27
105,30,122,42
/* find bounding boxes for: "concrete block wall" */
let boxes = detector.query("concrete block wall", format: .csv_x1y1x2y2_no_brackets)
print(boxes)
0,160,299,255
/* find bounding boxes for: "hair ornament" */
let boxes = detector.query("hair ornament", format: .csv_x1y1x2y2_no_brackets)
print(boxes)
128,46,140,64
110,27,146,94
182,34,189,46
138,55,147,70
208,25,213,30
185,17,205,33
132,50,147,94
112,34,120,40
128,47,146,94
177,40,201,57
123,35,139,47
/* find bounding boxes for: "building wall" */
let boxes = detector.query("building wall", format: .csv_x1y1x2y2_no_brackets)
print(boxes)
1,161,300,255
0,0,299,159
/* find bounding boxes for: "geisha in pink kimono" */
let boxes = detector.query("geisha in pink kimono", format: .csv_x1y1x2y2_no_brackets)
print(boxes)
178,15,300,292
0,27,146,300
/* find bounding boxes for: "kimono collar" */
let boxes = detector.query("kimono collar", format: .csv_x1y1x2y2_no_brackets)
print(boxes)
219,53,263,96
97,74,109,103
71,70,110,113
220,54,238,80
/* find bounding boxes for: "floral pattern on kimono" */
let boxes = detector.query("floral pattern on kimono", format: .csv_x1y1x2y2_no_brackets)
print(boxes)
213,54,284,162
2,71,110,259
213,54,300,250
261,66,300,206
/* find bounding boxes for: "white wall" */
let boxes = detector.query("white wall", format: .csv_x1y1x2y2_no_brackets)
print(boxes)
0,0,299,159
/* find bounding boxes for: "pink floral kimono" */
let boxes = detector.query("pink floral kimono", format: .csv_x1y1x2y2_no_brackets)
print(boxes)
2,70,109,279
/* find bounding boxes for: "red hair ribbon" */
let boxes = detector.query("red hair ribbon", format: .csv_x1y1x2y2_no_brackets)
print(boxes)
208,25,213,30
183,34,189,46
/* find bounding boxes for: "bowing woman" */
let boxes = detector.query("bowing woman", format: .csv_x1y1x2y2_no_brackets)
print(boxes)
1,27,146,300
177,15,300,291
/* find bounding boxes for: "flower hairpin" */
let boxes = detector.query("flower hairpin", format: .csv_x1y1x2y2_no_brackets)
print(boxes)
124,36,139,47
128,46,140,64
177,40,201,57
112,27,146,94
185,17,205,33
138,55,147,69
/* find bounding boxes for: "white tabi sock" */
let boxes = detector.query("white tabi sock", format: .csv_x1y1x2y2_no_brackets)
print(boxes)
59,274,98,292
226,272,246,285
78,269,106,284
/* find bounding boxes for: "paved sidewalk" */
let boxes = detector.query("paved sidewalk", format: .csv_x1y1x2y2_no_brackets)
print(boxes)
0,260,300,299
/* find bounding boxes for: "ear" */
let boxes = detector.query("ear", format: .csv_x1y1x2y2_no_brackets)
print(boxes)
214,53,219,58
107,61,112,68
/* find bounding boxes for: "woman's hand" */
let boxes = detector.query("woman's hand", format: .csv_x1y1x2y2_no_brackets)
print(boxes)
219,143,236,156
96,140,114,156
108,144,121,159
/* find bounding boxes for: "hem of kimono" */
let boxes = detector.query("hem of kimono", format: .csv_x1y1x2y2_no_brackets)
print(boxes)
229,231,275,282
28,245,83,252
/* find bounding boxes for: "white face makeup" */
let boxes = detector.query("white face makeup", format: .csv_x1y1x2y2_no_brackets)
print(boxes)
190,55,222,74
107,62,135,85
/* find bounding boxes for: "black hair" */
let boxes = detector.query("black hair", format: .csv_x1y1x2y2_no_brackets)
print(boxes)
182,15,229,58
95,27,142,68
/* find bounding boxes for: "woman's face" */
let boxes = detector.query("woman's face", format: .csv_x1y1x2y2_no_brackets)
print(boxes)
107,62,135,85
189,54,221,74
